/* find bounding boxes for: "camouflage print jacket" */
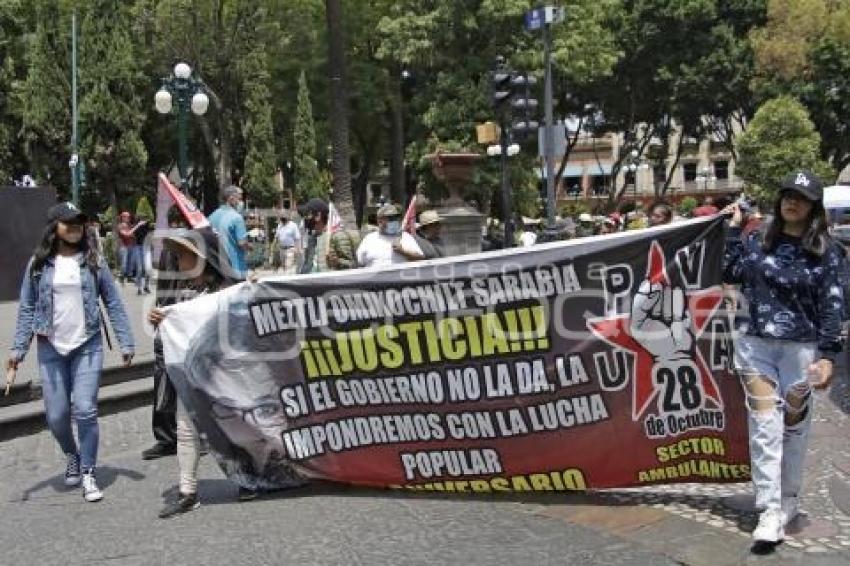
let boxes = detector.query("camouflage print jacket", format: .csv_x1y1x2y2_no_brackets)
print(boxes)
327,229,362,270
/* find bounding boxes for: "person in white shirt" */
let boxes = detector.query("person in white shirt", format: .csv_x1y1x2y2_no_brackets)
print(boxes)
274,212,301,274
8,202,135,504
356,204,423,268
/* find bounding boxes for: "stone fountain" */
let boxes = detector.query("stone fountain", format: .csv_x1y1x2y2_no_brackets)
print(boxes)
426,151,484,256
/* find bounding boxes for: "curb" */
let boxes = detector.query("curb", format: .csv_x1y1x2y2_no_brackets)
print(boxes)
1,358,154,407
0,360,153,442
0,370,154,442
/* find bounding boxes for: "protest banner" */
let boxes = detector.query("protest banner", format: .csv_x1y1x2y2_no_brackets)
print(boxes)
160,216,749,493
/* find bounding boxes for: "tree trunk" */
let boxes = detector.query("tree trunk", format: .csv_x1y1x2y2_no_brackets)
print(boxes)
196,86,231,194
325,0,356,228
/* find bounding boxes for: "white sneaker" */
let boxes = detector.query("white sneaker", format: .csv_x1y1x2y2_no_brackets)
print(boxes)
752,508,784,543
81,471,103,503
781,496,800,527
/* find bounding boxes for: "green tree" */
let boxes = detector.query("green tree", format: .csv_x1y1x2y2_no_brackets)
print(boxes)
0,0,26,183
19,0,72,193
751,0,850,170
678,196,698,217
294,70,323,199
240,45,279,207
736,96,833,202
135,194,153,221
79,0,148,211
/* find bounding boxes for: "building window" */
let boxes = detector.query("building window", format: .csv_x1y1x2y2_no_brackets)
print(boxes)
564,177,582,196
714,160,729,180
683,162,697,182
590,175,610,195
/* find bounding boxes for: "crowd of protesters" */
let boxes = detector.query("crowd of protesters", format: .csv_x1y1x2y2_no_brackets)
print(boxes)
6,170,850,555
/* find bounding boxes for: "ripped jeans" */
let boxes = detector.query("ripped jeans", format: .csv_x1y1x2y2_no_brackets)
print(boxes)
734,334,815,512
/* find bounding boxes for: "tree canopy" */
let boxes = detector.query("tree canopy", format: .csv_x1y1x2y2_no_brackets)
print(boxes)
2,0,846,220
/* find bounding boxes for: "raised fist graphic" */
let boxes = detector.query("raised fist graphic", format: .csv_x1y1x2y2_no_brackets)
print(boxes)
630,269,694,363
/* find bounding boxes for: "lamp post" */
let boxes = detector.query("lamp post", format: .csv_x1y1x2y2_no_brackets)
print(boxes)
154,62,209,191
695,165,715,194
624,147,648,201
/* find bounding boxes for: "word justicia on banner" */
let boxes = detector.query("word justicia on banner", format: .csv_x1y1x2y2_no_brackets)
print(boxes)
159,216,749,493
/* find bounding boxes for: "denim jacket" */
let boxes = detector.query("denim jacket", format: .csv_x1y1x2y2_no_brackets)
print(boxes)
11,255,135,361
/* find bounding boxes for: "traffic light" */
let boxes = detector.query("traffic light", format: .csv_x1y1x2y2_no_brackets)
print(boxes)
491,66,512,111
510,73,539,135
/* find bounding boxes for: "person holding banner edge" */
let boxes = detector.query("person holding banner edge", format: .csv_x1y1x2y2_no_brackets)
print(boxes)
7,202,135,503
147,227,249,518
722,170,845,546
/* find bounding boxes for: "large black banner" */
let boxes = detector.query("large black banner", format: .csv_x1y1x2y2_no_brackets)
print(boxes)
161,217,749,493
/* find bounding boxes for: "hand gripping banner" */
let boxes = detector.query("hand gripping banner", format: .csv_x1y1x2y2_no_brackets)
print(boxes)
160,216,749,493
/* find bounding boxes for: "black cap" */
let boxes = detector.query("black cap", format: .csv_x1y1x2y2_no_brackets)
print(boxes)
47,202,87,223
304,197,329,215
780,170,823,201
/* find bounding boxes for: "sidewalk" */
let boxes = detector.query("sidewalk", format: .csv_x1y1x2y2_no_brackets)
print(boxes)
0,280,158,405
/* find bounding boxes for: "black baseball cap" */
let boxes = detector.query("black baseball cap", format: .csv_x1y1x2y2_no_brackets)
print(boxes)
47,202,87,223
304,198,329,215
780,170,823,202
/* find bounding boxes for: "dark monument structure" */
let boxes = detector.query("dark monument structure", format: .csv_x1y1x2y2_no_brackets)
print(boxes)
0,186,57,301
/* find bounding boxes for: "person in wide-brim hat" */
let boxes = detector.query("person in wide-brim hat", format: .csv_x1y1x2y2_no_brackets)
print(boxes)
414,209,445,259
147,226,249,519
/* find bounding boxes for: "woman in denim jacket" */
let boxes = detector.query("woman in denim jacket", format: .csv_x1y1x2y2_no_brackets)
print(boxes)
723,171,845,546
6,202,135,502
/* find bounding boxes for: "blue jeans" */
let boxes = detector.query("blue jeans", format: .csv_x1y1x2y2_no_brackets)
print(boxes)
37,334,104,470
119,246,131,278
130,245,148,291
734,335,815,511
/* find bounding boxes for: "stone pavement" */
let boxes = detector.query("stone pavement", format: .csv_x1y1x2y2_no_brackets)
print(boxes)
0,405,675,566
3,388,850,565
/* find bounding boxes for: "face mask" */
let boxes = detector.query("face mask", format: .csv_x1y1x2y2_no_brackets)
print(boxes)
235,201,245,213
383,220,401,236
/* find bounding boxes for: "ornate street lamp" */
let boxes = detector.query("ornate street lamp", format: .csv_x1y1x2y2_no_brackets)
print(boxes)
696,165,716,194
624,147,648,200
154,61,209,190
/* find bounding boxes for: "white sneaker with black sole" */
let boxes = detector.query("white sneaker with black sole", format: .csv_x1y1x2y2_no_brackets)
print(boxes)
81,471,103,502
752,508,784,543
64,454,81,487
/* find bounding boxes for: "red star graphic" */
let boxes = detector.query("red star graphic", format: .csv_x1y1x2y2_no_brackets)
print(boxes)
587,241,725,420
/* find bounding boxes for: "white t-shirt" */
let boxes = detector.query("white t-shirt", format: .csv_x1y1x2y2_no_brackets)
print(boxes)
519,231,537,247
275,222,301,248
356,231,422,268
50,254,88,355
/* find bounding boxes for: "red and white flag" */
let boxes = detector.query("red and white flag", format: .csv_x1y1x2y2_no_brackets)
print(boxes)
157,173,209,229
402,196,417,234
328,201,344,234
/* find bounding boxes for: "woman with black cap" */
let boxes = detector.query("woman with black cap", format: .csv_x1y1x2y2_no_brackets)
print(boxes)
723,170,846,545
7,202,135,502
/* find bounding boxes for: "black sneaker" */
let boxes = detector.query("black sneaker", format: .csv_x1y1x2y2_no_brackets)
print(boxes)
238,487,259,501
141,443,177,460
158,492,199,519
64,453,81,487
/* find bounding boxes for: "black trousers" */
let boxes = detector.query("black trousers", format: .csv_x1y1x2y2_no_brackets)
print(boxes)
152,334,177,446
